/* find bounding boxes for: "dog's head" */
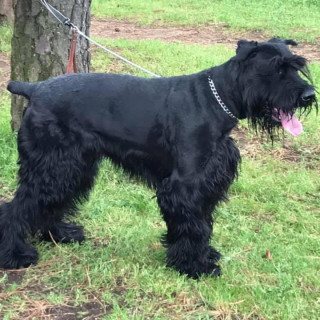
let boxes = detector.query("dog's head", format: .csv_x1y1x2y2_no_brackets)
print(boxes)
234,38,317,138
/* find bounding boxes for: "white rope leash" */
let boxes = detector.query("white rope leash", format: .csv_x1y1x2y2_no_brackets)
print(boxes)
40,0,161,78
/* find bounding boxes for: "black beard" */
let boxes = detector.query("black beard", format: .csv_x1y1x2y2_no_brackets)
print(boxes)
247,100,317,141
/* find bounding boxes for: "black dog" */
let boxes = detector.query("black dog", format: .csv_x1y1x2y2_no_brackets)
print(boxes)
0,38,316,278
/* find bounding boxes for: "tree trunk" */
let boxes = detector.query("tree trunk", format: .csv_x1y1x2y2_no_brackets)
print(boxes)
0,0,14,24
10,0,91,131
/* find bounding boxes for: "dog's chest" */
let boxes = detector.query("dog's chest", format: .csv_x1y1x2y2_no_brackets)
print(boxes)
208,137,240,183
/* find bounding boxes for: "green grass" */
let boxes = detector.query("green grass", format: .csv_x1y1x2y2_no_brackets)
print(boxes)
1,37,320,319
91,0,320,42
90,37,234,77
0,93,18,193
0,23,12,53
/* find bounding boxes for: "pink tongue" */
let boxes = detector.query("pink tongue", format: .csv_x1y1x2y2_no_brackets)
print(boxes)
279,110,303,136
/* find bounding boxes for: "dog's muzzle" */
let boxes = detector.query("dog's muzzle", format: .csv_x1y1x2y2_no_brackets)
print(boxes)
301,88,316,102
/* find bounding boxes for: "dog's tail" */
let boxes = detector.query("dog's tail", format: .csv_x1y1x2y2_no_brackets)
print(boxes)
7,81,37,100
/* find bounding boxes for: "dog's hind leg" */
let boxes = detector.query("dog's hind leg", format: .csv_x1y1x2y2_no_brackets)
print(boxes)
41,154,99,244
0,109,99,269
0,201,39,269
157,172,221,278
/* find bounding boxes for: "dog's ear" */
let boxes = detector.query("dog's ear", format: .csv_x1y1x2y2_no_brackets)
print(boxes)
268,38,298,46
236,40,258,54
236,40,258,60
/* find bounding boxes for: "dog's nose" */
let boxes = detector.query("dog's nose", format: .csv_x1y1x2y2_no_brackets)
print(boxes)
301,88,316,101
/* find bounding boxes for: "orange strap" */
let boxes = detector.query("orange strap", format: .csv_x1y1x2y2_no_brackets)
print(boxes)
66,29,78,73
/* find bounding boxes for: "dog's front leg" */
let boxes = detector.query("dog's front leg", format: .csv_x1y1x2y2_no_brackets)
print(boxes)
156,172,221,278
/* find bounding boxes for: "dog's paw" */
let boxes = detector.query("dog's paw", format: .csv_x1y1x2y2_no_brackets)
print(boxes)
207,246,221,264
43,222,85,244
172,259,222,279
167,245,222,279
191,261,222,279
210,263,221,278
0,243,38,269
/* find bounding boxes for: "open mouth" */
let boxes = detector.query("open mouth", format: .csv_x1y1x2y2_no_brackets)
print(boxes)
272,109,303,136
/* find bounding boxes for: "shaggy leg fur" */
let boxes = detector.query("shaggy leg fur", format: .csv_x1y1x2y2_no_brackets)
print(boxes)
42,222,85,243
207,245,222,264
0,108,99,268
0,202,39,269
157,176,221,278
157,138,239,278
42,157,99,244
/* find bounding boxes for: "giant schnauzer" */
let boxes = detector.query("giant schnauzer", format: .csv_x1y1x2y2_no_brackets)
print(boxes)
0,38,317,278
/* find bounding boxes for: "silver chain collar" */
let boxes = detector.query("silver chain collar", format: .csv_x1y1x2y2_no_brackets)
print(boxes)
208,76,237,119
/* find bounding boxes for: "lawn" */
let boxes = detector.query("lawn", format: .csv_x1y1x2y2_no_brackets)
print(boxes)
91,0,320,42
0,1,320,319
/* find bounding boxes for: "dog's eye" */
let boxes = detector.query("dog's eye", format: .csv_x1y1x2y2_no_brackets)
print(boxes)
278,68,284,75
249,51,257,59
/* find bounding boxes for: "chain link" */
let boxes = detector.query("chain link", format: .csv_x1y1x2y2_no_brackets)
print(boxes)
208,76,237,119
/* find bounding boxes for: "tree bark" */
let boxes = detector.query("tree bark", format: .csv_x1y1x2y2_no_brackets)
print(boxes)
0,0,14,24
10,0,91,131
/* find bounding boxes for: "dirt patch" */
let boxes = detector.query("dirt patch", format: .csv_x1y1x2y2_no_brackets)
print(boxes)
231,126,277,160
17,300,110,320
231,127,262,158
90,18,320,63
231,126,320,170
270,144,320,166
0,270,25,291
1,287,111,320
44,300,111,320
215,313,264,320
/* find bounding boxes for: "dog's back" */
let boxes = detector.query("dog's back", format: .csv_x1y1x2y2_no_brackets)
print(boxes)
7,74,171,142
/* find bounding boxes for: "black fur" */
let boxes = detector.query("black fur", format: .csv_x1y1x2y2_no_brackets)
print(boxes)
0,38,316,277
